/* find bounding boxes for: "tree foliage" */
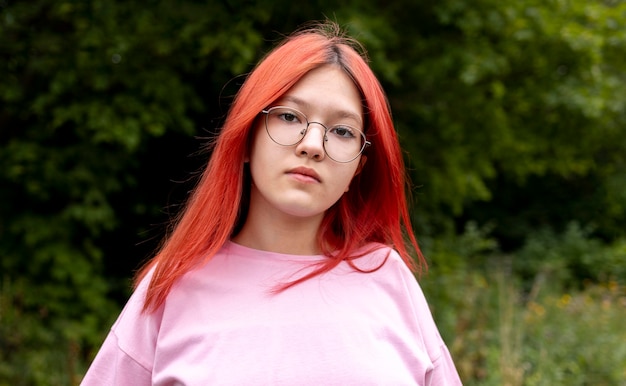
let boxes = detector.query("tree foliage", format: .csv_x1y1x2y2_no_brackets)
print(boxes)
341,0,626,240
1,0,625,384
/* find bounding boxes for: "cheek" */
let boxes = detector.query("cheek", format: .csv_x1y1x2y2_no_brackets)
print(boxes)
248,124,272,165
337,165,361,193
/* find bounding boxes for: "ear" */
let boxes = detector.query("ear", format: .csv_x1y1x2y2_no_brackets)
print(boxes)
345,155,367,192
355,155,367,176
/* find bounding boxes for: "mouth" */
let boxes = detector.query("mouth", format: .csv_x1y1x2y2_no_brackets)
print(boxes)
287,166,322,183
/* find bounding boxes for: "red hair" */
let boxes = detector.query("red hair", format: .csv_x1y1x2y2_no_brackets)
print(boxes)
136,21,425,313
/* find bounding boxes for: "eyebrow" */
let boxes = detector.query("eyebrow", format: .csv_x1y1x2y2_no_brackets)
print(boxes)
279,95,363,126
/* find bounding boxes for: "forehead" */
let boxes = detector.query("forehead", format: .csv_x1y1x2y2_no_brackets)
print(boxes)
276,65,363,125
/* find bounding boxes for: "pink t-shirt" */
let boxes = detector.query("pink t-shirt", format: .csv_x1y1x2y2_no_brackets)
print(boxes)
81,242,462,385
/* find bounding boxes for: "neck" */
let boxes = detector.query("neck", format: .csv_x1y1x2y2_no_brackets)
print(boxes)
232,208,324,256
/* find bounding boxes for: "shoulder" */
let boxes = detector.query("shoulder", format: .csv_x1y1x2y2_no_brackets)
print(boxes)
342,243,426,312
81,327,152,385
348,242,413,277
82,269,163,383
107,269,164,370
355,244,456,366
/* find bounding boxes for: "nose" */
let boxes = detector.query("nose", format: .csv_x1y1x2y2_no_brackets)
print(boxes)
295,123,326,160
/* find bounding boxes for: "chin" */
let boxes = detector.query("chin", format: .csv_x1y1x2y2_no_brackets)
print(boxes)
281,207,326,219
275,201,332,219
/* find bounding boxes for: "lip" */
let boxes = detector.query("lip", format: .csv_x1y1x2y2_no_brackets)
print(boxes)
286,166,322,183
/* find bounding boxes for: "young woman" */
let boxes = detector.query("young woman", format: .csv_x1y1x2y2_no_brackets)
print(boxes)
81,21,462,385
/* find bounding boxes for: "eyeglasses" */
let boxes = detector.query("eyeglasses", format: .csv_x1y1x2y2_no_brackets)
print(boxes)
261,106,371,163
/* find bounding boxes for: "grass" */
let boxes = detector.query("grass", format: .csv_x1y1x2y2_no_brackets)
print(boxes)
422,263,626,385
420,222,626,385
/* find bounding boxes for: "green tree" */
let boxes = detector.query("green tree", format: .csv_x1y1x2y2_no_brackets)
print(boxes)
341,0,626,241
0,1,268,383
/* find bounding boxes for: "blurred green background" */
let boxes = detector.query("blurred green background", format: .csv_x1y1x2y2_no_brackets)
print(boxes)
1,0,625,385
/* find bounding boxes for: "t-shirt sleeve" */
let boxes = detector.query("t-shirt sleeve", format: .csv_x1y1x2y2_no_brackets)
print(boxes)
427,343,464,385
80,271,160,385
80,330,152,386
389,251,463,385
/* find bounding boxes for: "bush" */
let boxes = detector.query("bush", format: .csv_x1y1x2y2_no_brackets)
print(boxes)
514,222,626,291
0,276,118,386
421,223,626,385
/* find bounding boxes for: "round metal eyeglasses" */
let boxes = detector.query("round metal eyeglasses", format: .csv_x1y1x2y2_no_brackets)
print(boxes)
261,106,371,163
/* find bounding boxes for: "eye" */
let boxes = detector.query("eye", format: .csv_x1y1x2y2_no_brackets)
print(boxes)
271,108,303,125
280,112,299,123
330,125,357,138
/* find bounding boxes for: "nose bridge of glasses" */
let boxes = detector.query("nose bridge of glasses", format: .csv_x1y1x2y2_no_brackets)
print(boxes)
307,120,329,132
303,121,329,140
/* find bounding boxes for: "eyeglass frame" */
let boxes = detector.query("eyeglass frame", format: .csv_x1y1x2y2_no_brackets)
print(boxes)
260,106,371,163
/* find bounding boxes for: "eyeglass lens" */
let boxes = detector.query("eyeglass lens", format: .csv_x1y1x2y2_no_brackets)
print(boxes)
264,107,367,162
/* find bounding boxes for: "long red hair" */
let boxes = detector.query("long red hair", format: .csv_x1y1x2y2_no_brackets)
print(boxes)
136,21,425,313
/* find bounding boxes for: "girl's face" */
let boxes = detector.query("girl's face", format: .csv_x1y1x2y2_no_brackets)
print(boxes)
247,65,365,224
